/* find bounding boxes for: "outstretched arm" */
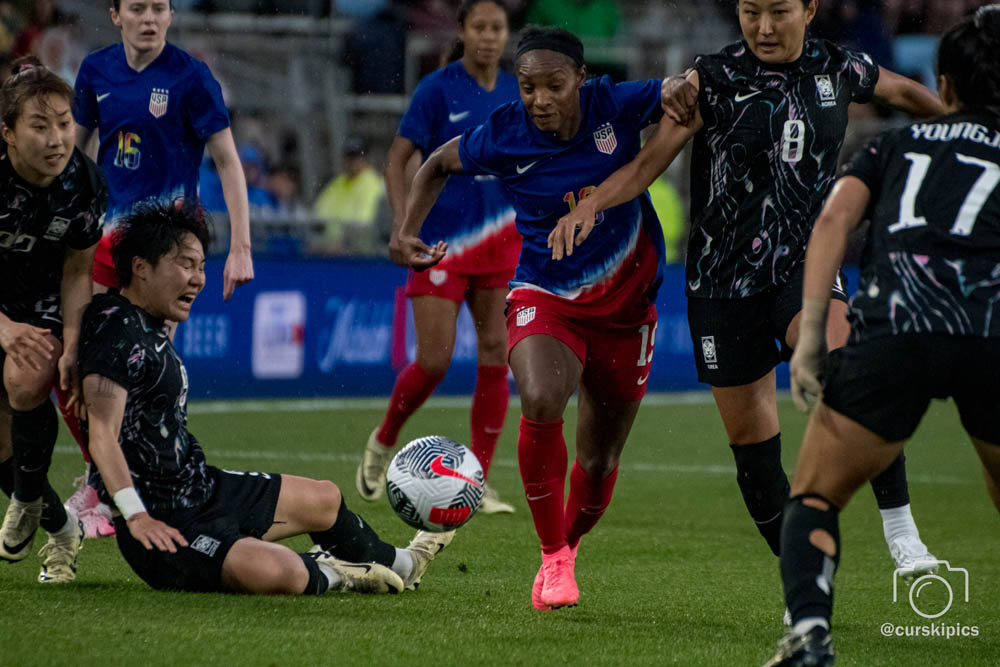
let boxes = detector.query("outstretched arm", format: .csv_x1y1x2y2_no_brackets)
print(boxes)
872,66,945,118
84,374,188,552
789,176,871,412
548,71,702,260
391,136,465,270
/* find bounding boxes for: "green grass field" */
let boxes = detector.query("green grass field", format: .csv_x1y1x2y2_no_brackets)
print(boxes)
1,394,997,666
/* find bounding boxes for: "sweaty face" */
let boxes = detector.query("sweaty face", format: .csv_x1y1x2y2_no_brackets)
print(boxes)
112,0,172,56
516,50,585,140
459,1,509,70
143,233,206,322
1,93,75,187
738,0,816,64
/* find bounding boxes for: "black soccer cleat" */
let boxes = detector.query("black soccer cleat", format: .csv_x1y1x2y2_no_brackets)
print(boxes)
762,626,834,667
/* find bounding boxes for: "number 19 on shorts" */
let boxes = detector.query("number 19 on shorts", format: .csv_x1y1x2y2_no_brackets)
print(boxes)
782,120,805,164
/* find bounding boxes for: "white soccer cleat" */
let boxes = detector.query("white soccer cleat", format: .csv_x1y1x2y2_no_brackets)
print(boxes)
479,484,515,514
889,535,938,582
307,547,404,594
37,513,85,583
355,428,392,501
0,496,43,562
404,529,456,590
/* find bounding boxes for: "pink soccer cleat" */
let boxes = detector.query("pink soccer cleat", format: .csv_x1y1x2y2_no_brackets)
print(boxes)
535,544,579,610
63,475,99,516
79,504,116,539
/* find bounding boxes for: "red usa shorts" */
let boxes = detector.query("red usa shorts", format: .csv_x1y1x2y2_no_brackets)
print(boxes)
507,296,658,402
92,234,118,288
405,266,515,303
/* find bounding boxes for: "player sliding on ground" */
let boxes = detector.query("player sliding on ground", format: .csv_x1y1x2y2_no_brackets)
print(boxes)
765,7,1000,664
79,203,451,595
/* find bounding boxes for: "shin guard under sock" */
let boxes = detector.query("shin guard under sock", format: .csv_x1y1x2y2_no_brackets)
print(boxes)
470,365,509,477
376,363,444,447
870,454,910,510
731,434,789,556
517,416,567,554
12,401,58,502
311,497,396,567
781,495,841,625
564,461,619,548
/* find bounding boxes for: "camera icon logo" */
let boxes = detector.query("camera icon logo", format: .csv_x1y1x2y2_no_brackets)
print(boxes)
892,560,969,619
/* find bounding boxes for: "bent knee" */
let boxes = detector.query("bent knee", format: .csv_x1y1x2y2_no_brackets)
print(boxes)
6,382,53,411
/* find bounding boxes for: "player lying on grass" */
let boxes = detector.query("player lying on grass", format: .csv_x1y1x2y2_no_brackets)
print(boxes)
764,6,1000,665
79,203,452,595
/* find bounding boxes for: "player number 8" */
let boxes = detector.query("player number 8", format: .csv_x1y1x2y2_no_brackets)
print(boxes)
781,120,805,164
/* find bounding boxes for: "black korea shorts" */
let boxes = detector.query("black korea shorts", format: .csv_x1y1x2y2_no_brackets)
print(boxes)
115,467,282,593
823,334,1000,443
687,265,849,387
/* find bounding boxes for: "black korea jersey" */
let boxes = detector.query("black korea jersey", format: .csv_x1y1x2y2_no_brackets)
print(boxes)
689,39,879,299
0,143,105,303
843,110,1000,343
79,292,214,513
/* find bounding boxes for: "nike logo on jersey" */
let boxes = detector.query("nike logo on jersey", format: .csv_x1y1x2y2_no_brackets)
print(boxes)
636,373,650,386
735,90,762,102
430,455,483,488
97,93,111,102
155,341,167,353
516,161,538,175
448,111,470,123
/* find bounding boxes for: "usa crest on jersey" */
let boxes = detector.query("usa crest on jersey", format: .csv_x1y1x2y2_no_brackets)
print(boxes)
593,123,617,155
149,88,169,118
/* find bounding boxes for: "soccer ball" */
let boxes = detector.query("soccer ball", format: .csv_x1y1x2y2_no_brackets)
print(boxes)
386,435,485,532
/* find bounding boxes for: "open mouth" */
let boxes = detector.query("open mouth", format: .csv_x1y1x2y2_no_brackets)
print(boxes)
178,294,196,305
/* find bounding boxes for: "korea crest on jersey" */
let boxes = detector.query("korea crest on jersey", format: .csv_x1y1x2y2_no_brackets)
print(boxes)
149,88,169,118
593,123,617,155
814,75,836,107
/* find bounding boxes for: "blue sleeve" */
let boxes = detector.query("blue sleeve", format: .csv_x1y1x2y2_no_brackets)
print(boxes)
458,120,503,177
184,62,230,140
844,48,880,104
613,79,665,129
398,76,441,154
73,60,99,130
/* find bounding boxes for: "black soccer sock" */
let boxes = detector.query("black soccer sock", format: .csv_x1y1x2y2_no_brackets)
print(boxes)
298,552,331,595
310,497,396,568
0,456,13,497
731,434,789,556
781,495,841,626
870,454,910,510
11,401,58,503
3,451,67,533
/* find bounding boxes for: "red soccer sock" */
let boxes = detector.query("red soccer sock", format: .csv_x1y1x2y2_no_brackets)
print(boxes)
469,365,509,477
518,416,568,554
54,381,90,463
564,461,619,549
376,363,444,447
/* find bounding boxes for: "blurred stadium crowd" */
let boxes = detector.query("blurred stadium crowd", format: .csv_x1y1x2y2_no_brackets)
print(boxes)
7,0,992,259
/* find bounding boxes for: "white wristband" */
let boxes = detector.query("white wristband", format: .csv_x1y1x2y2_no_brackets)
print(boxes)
113,487,147,520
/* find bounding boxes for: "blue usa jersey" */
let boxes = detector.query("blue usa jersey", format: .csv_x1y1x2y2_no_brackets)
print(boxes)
459,76,666,316
74,42,230,230
400,60,520,273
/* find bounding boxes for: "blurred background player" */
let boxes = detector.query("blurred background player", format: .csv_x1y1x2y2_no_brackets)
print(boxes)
356,0,521,516
393,26,669,611
555,0,946,587
0,58,103,583
66,0,255,537
80,203,451,596
766,7,1000,663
